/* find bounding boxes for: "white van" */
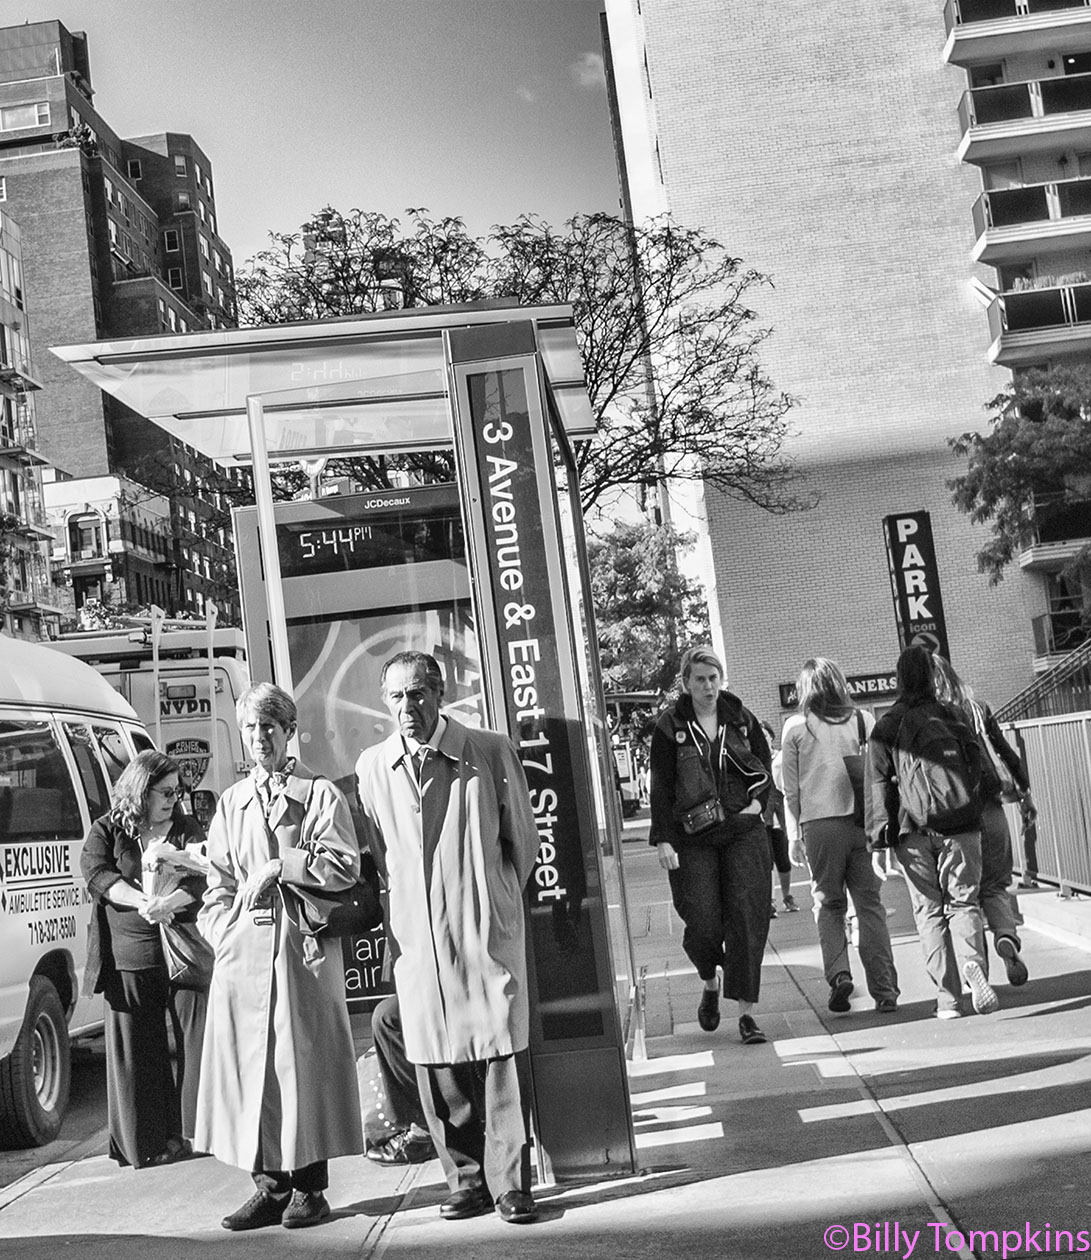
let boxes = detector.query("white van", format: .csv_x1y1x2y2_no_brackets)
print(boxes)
0,635,154,1145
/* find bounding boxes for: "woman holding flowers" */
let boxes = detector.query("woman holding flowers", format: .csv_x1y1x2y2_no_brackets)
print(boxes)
80,749,208,1168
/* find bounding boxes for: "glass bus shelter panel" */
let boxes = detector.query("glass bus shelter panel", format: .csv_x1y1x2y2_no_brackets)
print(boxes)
53,304,594,467
233,484,483,1014
553,453,639,1050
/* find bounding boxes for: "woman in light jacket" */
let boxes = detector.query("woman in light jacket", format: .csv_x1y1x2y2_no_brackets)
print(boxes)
781,658,899,1015
195,682,363,1233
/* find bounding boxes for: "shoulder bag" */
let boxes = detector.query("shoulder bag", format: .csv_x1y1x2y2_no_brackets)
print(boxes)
263,779,383,939
160,919,215,991
842,710,867,829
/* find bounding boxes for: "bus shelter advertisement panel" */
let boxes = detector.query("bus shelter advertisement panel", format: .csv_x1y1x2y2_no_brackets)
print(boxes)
287,605,482,1012
462,365,605,1044
234,488,482,1010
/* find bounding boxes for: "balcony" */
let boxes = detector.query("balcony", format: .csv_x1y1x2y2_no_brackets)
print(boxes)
945,0,1091,67
0,424,47,472
985,276,1091,361
1018,495,1091,567
0,346,43,392
958,70,1091,165
972,175,1091,261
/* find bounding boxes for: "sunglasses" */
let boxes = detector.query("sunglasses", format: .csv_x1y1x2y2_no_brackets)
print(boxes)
152,784,182,801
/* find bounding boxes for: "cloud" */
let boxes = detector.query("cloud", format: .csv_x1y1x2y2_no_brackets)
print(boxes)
516,85,538,103
570,51,605,90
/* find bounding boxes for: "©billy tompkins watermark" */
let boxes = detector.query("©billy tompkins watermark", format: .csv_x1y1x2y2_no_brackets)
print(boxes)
824,1221,1091,1259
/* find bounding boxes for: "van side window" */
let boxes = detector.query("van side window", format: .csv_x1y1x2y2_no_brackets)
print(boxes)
0,721,84,844
62,723,110,824
130,730,155,755
92,725,130,786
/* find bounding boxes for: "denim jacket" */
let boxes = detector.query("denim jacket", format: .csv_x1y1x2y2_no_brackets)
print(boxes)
649,691,771,847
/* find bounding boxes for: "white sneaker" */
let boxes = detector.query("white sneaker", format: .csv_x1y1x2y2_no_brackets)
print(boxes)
962,961,999,1015
935,1008,963,1021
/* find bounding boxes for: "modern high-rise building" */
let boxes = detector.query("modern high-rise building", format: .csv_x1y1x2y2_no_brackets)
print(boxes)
946,0,1091,661
0,20,243,625
0,206,59,639
603,0,1054,719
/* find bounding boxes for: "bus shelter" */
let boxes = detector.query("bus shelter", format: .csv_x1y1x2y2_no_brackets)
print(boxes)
54,300,639,1180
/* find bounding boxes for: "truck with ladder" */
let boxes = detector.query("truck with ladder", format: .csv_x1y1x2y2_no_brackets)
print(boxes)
49,621,251,827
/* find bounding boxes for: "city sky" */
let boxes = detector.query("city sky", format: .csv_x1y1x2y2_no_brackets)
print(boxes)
13,0,621,264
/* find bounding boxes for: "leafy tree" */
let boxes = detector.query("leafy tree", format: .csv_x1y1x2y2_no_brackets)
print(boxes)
949,365,1091,592
586,520,709,692
234,207,805,513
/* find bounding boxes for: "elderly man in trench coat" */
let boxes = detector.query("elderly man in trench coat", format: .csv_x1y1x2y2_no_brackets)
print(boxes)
355,650,541,1225
196,682,364,1232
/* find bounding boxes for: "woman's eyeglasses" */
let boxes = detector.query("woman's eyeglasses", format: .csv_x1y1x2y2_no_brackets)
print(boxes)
152,785,182,801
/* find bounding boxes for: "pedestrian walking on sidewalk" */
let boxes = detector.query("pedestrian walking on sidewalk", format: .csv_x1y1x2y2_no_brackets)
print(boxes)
196,682,364,1232
762,722,799,918
931,654,1032,988
649,645,773,1045
81,750,209,1170
866,646,998,1020
780,659,899,1015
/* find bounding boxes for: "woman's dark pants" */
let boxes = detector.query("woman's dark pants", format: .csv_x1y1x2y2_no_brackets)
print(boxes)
667,815,771,1003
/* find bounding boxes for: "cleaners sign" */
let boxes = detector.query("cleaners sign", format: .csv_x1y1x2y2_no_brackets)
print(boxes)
883,511,951,661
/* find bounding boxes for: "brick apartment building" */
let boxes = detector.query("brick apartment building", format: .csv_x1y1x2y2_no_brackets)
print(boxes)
602,0,1075,720
0,206,59,639
0,19,244,626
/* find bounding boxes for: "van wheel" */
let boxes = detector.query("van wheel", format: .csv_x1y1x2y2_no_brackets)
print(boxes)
0,977,71,1148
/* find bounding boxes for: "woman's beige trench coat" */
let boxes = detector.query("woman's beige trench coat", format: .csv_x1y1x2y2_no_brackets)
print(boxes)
194,763,364,1171
355,717,540,1067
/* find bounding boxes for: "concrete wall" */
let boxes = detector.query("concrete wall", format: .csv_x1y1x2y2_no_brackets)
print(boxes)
1,151,108,475
637,0,1033,716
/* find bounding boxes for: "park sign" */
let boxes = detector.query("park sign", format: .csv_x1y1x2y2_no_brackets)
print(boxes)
882,511,951,662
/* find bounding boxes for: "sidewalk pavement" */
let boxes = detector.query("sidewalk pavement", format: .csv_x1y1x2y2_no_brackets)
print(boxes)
1,821,1089,1259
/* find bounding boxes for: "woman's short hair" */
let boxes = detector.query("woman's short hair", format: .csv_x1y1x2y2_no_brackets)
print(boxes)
680,645,724,685
111,749,180,833
896,645,936,702
236,681,297,731
796,657,854,723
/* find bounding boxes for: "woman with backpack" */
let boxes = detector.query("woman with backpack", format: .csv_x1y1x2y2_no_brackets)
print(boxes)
781,659,899,1015
931,654,1032,989
867,646,997,1020
649,645,774,1045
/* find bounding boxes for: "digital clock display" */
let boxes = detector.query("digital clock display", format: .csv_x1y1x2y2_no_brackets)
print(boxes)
277,500,465,578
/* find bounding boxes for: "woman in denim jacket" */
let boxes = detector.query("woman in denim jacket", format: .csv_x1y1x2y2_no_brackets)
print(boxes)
649,645,773,1044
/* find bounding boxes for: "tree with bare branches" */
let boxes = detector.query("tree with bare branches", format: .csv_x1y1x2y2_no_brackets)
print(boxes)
234,208,804,513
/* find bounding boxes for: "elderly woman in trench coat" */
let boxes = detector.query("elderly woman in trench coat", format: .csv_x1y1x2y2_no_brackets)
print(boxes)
195,682,363,1232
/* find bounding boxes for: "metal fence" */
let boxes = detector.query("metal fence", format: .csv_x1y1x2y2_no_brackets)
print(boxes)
1003,713,1091,895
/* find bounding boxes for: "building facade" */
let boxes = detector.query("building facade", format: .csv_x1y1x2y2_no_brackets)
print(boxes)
0,207,58,639
0,20,241,626
947,0,1091,660
604,0,1047,719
